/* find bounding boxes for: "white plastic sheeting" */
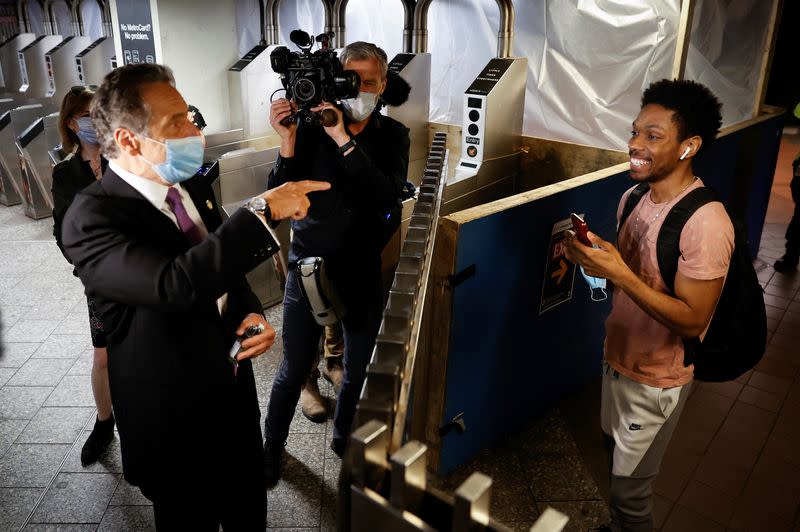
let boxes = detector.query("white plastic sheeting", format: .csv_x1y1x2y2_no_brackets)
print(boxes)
233,0,773,151
236,0,327,54
80,0,105,41
51,0,72,37
23,1,45,36
423,0,681,150
685,0,776,126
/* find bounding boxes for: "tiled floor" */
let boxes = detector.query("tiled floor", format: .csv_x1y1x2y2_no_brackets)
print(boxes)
1,132,798,531
0,206,341,530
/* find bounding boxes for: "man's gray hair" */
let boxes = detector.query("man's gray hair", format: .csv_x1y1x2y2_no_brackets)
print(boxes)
339,41,388,79
90,63,175,158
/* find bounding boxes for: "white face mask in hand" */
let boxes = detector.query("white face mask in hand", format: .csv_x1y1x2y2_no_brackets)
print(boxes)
341,91,378,122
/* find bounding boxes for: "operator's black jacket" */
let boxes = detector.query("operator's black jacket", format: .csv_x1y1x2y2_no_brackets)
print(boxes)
268,111,410,297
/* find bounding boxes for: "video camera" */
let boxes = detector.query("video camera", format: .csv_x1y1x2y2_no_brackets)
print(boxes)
270,30,360,127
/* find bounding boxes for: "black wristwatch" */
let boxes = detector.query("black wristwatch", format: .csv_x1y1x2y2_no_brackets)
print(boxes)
244,196,272,222
337,138,356,156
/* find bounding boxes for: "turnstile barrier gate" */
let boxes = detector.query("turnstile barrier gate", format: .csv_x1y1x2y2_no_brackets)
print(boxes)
18,35,63,99
344,420,569,532
0,103,56,206
207,145,285,309
45,35,92,102
75,37,115,87
16,111,60,219
0,33,36,97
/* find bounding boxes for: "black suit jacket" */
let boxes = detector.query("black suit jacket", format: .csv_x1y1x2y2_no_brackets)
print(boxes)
62,169,278,489
51,153,108,266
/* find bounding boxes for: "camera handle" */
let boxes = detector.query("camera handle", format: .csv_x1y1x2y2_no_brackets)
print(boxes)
319,109,338,127
279,108,339,128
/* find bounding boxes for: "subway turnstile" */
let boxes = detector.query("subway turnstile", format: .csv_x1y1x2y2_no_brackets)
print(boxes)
16,111,60,219
0,104,56,206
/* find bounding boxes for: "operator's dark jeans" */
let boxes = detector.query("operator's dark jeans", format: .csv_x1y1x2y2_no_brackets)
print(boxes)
265,268,382,449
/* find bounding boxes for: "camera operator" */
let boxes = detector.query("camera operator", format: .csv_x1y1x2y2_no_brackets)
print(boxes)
263,41,410,486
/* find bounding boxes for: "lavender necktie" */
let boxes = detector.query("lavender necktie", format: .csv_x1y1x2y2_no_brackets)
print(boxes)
165,187,204,246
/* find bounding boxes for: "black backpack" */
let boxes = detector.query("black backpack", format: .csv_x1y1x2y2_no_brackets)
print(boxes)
619,183,767,382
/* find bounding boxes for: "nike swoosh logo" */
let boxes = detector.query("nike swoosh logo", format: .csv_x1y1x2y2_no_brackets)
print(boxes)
629,423,642,431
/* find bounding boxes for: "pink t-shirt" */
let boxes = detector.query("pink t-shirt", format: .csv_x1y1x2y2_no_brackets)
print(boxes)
604,179,734,388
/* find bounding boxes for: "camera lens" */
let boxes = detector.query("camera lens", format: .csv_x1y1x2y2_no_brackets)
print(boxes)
293,77,316,102
332,71,360,100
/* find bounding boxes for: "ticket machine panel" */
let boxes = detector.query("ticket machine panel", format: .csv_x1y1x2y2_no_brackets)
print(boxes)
45,36,92,101
19,35,63,99
0,34,36,95
228,44,282,139
75,37,116,86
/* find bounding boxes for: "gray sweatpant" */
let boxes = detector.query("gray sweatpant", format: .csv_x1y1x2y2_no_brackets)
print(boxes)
601,362,691,532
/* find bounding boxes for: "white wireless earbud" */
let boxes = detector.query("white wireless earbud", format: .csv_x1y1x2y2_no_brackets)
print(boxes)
680,146,691,161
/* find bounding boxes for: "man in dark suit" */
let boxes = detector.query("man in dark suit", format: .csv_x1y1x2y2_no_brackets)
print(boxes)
62,63,329,531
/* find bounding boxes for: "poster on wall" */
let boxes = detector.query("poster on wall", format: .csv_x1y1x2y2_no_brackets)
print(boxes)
115,0,157,65
539,217,577,314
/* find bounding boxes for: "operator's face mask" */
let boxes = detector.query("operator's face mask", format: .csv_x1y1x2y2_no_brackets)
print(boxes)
579,266,607,302
341,91,378,122
75,116,99,146
138,135,204,185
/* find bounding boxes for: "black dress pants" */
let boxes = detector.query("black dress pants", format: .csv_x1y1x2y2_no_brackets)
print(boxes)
140,418,267,531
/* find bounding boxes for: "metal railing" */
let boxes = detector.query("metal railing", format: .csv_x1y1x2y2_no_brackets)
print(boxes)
353,132,447,451
342,133,570,531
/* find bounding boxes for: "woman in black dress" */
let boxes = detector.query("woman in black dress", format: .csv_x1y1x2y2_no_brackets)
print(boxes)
52,86,114,465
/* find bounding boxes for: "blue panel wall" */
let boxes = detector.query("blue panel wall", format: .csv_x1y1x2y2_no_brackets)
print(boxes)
692,114,784,251
437,115,784,474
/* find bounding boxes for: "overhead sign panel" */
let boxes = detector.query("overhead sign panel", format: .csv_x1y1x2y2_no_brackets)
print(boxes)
115,0,157,65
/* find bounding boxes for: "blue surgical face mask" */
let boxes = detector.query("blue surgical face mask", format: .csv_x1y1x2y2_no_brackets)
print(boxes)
139,135,204,185
580,266,608,301
75,116,98,146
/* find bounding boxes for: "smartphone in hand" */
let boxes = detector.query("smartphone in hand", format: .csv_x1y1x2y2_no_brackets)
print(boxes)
570,213,592,247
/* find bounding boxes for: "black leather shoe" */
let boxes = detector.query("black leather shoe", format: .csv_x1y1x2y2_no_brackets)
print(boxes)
263,438,284,489
774,253,799,273
80,415,115,466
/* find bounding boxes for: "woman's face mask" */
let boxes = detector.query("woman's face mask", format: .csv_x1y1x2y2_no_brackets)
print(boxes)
341,91,379,122
138,135,204,185
74,116,99,146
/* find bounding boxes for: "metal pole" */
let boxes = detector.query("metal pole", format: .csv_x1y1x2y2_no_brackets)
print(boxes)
401,0,416,53
322,0,334,38
47,0,60,35
333,0,347,48
258,0,268,45
495,0,514,58
17,0,28,33
268,0,280,46
412,0,432,53
69,0,84,36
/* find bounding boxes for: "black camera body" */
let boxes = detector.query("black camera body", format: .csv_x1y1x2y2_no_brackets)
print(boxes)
270,30,360,125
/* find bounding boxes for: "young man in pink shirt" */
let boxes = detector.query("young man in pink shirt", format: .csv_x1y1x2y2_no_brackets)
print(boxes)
565,79,733,532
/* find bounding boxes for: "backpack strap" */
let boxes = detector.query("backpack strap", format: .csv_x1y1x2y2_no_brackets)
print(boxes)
617,183,650,240
656,187,718,293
